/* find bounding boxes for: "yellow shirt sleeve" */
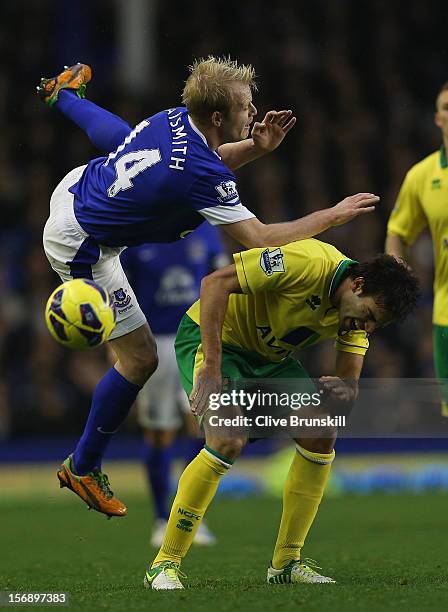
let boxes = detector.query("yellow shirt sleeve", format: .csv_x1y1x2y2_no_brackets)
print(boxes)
334,330,369,356
387,168,427,245
233,245,310,294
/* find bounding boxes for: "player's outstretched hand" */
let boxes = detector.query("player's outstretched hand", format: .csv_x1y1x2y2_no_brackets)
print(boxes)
330,193,380,227
189,364,222,417
251,110,297,153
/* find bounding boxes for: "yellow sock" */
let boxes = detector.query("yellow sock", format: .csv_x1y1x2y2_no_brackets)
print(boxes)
152,446,231,566
271,444,334,570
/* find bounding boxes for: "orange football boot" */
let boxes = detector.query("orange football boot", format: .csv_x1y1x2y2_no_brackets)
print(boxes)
36,63,91,106
57,454,127,518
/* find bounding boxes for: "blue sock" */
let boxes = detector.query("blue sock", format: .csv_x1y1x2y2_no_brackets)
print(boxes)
55,90,131,152
73,367,141,474
143,443,173,520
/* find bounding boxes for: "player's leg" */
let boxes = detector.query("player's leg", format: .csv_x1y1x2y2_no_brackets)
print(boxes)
37,63,131,152
57,321,157,517
176,360,218,547
73,322,157,472
433,324,448,416
145,412,246,590
267,434,336,584
143,428,177,546
137,336,182,543
265,360,336,584
144,315,248,589
43,170,156,516
182,426,218,547
139,334,217,547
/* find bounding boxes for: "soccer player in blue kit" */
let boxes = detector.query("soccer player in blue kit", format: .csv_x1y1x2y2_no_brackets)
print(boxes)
122,223,228,545
38,59,379,517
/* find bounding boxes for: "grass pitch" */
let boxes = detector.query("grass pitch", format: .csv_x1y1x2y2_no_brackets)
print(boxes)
1,471,448,611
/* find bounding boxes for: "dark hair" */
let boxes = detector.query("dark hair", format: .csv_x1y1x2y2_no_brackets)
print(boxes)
343,254,420,321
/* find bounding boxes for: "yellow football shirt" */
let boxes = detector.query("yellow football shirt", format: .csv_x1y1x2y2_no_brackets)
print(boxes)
387,146,448,325
186,239,369,362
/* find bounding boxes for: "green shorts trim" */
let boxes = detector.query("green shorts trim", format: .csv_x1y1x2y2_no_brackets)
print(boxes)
433,324,448,403
175,314,311,398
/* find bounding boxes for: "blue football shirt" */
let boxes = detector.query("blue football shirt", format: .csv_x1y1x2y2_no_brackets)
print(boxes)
121,223,227,334
71,107,254,247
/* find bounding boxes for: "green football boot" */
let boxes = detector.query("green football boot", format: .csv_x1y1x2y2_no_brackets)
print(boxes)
144,561,186,590
267,558,336,584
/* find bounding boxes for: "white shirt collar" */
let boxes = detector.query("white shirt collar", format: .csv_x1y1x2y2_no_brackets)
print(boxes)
187,114,221,159
188,115,208,146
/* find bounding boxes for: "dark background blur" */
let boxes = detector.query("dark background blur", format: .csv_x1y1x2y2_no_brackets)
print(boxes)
0,0,443,442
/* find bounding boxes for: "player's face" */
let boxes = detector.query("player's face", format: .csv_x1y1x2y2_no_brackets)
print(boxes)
435,90,448,140
224,83,257,141
338,290,390,336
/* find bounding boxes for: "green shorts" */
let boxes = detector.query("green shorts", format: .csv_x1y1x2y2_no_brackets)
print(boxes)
175,314,312,399
433,325,448,410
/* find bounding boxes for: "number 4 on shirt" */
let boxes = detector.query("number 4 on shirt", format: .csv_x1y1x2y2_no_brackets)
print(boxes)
108,149,162,198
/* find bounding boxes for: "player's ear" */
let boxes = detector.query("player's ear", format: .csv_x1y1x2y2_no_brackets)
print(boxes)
435,111,442,128
353,276,364,294
212,111,223,127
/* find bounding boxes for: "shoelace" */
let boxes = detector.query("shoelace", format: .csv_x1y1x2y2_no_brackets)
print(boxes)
90,472,114,500
163,562,187,581
296,558,322,574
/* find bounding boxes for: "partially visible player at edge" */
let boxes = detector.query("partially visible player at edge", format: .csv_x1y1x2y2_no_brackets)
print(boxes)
38,58,379,518
143,239,419,588
386,81,448,415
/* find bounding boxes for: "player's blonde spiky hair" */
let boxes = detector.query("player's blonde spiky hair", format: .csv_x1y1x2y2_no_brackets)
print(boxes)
182,55,257,122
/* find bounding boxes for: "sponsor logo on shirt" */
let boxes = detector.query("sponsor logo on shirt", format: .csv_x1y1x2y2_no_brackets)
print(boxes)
431,178,442,189
215,180,239,203
305,295,322,310
260,248,285,276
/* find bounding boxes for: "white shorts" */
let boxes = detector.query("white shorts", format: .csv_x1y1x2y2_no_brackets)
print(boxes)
43,166,146,340
137,334,190,430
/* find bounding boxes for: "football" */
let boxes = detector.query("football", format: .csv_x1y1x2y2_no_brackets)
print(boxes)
45,279,116,349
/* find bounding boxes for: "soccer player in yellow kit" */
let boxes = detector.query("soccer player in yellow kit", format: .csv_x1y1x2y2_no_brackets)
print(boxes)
386,82,448,415
143,239,419,589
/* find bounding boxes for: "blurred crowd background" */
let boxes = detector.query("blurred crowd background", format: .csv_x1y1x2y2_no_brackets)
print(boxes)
0,0,445,441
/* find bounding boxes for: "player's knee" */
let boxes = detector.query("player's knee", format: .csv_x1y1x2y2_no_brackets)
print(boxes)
206,436,246,461
124,342,158,383
112,325,159,384
298,429,337,454
134,348,159,381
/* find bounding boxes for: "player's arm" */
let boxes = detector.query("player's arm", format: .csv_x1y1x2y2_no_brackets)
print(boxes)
217,110,296,171
221,193,379,248
54,90,132,153
385,169,426,265
189,264,242,416
385,233,411,262
319,351,365,407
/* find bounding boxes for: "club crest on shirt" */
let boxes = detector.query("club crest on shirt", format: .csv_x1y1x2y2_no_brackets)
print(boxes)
113,288,132,309
260,248,285,276
215,180,239,203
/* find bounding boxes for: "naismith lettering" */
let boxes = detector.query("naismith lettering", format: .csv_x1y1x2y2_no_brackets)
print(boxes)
167,108,188,171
